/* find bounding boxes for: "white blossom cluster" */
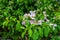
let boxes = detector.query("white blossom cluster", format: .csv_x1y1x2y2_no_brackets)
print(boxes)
43,11,50,22
43,11,57,30
22,10,45,25
23,11,36,20
22,11,36,25
49,23,57,30
22,10,57,30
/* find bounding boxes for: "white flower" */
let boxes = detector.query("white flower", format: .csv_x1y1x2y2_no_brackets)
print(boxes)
37,20,44,25
43,11,46,14
24,13,28,17
24,13,30,18
53,24,57,30
29,20,35,24
30,11,36,17
44,18,50,22
22,20,25,25
37,22,42,25
29,20,34,24
30,14,35,17
38,20,44,23
43,11,47,17
30,10,36,14
44,17,47,19
53,24,57,27
49,23,57,27
28,13,30,16
30,11,36,18
46,19,50,22
30,17,35,19
49,23,57,30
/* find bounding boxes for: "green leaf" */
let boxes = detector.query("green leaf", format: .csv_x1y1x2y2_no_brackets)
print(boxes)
28,29,32,37
25,20,30,27
38,28,43,37
43,0,47,3
3,21,9,27
0,15,3,19
17,0,23,3
22,29,27,38
12,28,14,33
32,29,39,40
16,20,21,32
55,12,60,19
57,25,60,30
44,26,50,37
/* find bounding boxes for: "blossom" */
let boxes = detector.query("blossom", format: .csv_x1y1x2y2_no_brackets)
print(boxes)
45,17,49,22
23,11,36,20
37,22,42,25
49,23,57,30
29,11,36,19
50,23,57,27
28,13,30,16
53,24,57,30
29,20,36,24
43,11,47,18
44,17,47,19
37,20,44,25
43,11,46,14
44,17,50,22
53,24,57,27
24,13,28,18
22,20,26,25
38,20,44,22
29,20,44,25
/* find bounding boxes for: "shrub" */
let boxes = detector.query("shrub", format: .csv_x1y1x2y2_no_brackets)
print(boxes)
0,0,60,40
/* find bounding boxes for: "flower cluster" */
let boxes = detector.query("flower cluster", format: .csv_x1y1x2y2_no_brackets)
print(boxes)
22,10,58,30
22,10,36,25
43,11,50,22
22,10,49,25
49,23,57,30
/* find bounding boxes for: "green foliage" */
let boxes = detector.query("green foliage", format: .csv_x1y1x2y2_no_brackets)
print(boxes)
38,27,43,37
32,29,39,40
16,20,21,32
44,26,50,37
0,0,60,40
28,29,32,37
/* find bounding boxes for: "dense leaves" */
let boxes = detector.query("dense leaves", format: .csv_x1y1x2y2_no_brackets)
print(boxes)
0,0,60,40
